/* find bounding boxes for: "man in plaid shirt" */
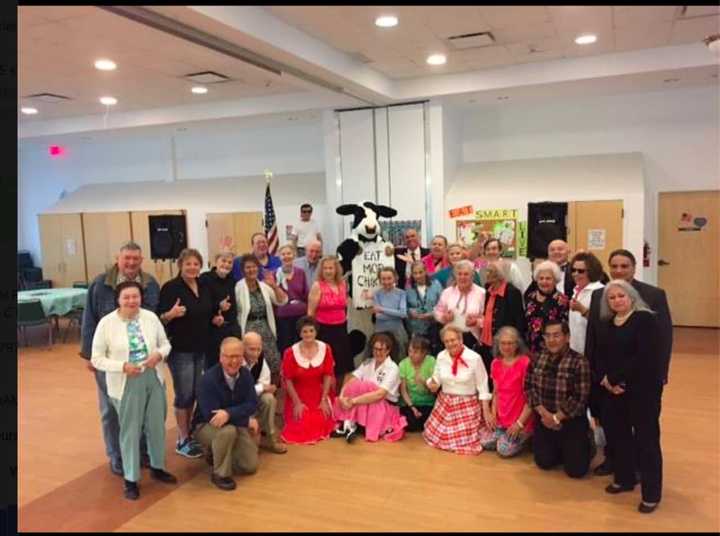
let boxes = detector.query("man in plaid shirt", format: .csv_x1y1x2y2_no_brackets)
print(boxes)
525,319,592,478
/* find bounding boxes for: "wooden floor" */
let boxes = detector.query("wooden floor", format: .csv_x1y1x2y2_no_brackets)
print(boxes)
18,326,720,532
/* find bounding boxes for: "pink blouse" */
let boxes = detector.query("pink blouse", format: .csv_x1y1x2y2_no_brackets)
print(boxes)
422,253,449,275
433,284,486,342
315,280,347,325
491,355,534,434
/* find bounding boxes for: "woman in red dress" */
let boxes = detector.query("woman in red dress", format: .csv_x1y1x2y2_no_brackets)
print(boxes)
280,316,336,444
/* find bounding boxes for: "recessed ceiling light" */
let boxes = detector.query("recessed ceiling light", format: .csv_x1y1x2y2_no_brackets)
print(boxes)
427,53,447,65
575,34,597,45
375,15,398,28
99,96,117,106
663,78,680,83
191,86,208,94
21,107,38,115
94,59,117,71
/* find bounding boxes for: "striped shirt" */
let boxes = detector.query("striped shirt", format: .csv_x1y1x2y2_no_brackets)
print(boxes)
524,345,590,418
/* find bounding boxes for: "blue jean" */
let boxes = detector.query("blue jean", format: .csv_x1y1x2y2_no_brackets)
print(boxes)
167,351,205,409
94,369,147,468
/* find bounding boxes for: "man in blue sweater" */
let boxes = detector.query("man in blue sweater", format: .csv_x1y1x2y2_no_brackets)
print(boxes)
195,336,260,491
80,241,160,476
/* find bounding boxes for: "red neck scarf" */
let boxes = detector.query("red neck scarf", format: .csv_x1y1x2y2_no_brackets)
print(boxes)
451,350,468,376
481,281,507,347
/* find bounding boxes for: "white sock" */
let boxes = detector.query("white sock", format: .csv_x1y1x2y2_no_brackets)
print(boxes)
345,420,357,433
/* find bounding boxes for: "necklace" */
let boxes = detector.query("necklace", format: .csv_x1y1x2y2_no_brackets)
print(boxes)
614,310,634,326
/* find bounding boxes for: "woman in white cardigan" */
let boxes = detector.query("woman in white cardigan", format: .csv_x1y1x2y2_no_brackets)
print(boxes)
91,281,177,501
235,254,288,379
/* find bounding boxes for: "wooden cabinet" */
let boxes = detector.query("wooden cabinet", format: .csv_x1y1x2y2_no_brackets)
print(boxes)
82,212,132,280
37,213,88,288
206,212,263,268
130,210,184,286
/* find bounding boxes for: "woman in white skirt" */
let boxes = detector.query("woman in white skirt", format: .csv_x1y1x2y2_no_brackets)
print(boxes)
423,325,493,455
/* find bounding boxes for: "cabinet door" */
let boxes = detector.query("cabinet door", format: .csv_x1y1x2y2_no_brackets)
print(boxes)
83,212,132,280
130,210,184,286
59,214,87,287
38,214,64,288
206,212,263,268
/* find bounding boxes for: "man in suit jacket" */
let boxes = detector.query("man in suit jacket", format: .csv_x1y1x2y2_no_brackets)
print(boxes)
395,227,429,289
585,248,673,476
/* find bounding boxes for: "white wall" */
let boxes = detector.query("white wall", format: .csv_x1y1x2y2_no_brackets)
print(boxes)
18,118,327,265
446,153,645,285
459,85,720,284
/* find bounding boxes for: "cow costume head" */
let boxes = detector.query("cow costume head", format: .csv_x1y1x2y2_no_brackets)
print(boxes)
335,201,397,276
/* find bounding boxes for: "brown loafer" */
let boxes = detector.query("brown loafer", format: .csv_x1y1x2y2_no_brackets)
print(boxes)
261,441,288,454
211,473,236,491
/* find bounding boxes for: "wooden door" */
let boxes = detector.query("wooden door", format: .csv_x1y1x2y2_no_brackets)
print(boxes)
130,210,184,286
571,200,623,274
206,212,263,268
82,212,132,280
38,213,87,287
658,191,720,327
60,214,87,286
38,214,64,288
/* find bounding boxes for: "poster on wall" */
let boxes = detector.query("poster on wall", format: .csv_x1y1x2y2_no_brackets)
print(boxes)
455,209,520,258
351,241,395,308
384,220,422,247
587,229,606,250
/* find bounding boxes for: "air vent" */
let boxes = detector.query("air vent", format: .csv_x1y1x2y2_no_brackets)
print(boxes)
680,6,719,18
24,92,72,103
183,71,231,84
447,31,496,49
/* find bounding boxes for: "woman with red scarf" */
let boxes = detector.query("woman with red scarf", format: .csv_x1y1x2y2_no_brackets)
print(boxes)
478,260,525,381
422,325,492,455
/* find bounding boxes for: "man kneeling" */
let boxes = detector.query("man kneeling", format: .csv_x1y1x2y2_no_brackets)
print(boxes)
196,337,259,491
243,332,288,454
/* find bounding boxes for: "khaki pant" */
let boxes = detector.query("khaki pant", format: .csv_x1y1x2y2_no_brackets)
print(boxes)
256,392,278,445
195,423,258,478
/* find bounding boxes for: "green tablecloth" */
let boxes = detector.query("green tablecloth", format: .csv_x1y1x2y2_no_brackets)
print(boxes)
18,288,88,317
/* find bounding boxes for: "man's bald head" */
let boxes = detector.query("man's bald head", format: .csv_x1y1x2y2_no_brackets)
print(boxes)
305,240,322,263
243,331,263,364
548,240,570,265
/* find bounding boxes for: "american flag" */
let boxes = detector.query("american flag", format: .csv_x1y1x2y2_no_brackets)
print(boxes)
264,178,278,255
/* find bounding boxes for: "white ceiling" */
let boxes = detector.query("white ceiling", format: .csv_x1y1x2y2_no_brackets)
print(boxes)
18,5,719,137
18,6,304,120
268,6,720,79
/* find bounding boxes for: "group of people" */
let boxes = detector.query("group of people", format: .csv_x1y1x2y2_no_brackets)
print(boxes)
81,217,672,516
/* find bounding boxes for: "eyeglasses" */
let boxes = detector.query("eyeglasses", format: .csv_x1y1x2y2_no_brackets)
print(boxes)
571,268,587,274
372,346,389,352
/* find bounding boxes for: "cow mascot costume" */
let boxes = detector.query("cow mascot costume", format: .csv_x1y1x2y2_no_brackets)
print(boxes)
335,201,399,362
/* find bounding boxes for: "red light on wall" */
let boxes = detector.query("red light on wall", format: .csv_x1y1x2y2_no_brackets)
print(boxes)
49,145,64,157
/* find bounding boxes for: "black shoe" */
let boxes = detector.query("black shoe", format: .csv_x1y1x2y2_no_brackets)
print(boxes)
330,428,346,439
345,424,364,444
638,501,659,514
211,473,236,491
605,483,635,495
110,461,124,477
594,460,614,476
123,480,139,501
150,468,178,484
140,453,151,468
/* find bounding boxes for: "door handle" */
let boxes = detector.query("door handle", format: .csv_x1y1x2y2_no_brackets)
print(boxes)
658,259,671,266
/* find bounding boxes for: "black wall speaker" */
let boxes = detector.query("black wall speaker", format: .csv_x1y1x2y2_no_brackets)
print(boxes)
527,202,568,260
148,215,187,260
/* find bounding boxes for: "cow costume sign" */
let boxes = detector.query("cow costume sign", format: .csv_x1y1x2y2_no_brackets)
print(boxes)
335,202,397,308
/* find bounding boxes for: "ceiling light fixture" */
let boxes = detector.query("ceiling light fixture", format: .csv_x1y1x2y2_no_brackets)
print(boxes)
21,107,38,115
663,78,680,83
703,33,720,55
191,86,208,94
99,96,117,106
375,15,398,28
94,59,117,71
497,96,509,100
426,53,447,65
575,34,597,45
